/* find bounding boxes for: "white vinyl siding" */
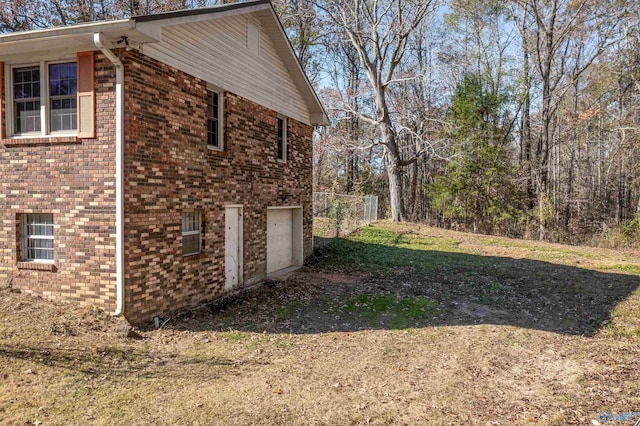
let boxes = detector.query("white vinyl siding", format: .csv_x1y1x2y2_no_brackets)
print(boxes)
247,21,260,54
22,214,54,262
141,14,311,125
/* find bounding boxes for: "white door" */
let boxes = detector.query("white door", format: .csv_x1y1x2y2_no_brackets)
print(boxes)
266,208,293,273
225,206,242,290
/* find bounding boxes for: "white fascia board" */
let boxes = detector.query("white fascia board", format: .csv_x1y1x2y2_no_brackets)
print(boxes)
0,20,161,57
136,2,270,31
0,20,133,44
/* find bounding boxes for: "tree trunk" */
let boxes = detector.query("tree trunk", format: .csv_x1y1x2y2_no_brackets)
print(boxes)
564,147,574,229
385,153,404,222
522,46,534,209
381,122,405,221
408,159,418,221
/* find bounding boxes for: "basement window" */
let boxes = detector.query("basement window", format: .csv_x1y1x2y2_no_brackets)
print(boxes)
182,211,202,256
21,214,55,262
8,61,78,137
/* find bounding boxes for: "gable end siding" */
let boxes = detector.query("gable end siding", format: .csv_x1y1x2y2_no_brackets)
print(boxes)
141,14,312,126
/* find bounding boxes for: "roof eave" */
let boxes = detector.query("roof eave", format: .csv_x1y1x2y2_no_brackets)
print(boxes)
133,0,271,23
0,19,134,44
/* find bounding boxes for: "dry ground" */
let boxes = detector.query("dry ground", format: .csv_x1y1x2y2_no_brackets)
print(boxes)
1,222,640,425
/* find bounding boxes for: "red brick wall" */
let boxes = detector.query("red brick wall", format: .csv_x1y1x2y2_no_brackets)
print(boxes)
0,49,314,322
122,51,314,323
0,54,117,309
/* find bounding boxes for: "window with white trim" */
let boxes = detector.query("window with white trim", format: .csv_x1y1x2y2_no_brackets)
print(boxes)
13,66,41,134
182,211,201,256
8,61,78,136
206,89,223,149
48,62,78,132
277,115,287,161
22,214,54,262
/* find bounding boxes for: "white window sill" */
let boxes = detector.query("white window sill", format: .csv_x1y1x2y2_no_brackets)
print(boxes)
10,131,78,139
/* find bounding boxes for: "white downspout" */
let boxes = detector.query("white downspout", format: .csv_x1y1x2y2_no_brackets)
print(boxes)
94,33,125,316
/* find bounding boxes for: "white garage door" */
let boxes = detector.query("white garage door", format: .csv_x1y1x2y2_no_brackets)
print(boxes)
267,208,293,273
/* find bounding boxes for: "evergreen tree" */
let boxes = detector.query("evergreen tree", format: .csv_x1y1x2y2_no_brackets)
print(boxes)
429,73,524,235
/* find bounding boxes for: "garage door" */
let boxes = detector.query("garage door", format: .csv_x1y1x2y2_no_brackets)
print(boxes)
266,208,293,273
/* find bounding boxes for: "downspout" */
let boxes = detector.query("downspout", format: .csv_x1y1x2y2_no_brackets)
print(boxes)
94,33,125,316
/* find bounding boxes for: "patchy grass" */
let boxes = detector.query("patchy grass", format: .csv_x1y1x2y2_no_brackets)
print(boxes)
327,225,484,274
596,264,640,275
1,221,640,425
341,294,435,329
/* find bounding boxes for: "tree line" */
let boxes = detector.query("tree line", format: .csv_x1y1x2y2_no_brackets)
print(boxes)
282,0,640,244
4,0,639,244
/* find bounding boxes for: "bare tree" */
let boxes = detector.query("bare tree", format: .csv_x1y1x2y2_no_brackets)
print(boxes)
316,0,438,221
0,0,49,31
0,0,219,31
272,0,323,80
511,0,627,239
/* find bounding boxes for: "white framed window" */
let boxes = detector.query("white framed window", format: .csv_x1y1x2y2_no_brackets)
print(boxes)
22,214,54,262
206,89,223,150
182,211,202,256
6,60,78,137
277,115,287,161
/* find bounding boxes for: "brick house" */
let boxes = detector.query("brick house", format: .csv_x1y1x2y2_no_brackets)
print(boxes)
0,0,327,323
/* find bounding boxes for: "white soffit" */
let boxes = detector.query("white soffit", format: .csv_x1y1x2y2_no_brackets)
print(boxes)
0,20,159,59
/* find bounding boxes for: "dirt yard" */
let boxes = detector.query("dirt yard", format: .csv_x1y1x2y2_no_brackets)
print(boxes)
1,222,639,425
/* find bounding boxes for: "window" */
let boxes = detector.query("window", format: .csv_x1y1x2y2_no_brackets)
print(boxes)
277,115,287,161
48,62,78,132
13,66,41,134
207,90,223,149
182,211,201,256
22,214,54,262
9,61,77,136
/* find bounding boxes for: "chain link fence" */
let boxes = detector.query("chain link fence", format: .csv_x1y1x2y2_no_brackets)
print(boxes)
313,192,378,247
